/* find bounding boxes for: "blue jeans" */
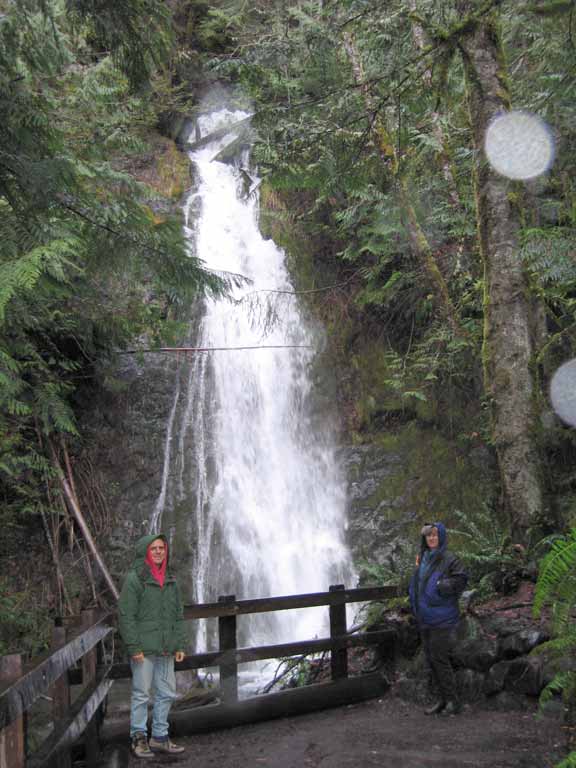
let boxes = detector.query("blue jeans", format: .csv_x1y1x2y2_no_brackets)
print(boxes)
130,655,177,739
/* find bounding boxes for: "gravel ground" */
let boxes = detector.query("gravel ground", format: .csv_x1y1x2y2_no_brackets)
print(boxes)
119,695,566,768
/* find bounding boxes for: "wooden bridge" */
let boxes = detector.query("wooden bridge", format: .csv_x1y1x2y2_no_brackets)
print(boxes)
0,584,397,768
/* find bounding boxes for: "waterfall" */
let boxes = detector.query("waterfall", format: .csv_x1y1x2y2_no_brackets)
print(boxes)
150,109,354,682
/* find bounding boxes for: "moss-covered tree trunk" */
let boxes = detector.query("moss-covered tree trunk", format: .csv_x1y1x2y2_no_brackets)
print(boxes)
458,7,541,543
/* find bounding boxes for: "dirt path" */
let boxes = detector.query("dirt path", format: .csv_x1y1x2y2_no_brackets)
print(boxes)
122,696,566,768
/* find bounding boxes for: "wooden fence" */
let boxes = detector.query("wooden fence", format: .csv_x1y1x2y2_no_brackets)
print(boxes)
0,610,114,768
0,584,398,765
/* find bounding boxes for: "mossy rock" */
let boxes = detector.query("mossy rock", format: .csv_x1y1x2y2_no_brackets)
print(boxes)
347,423,497,574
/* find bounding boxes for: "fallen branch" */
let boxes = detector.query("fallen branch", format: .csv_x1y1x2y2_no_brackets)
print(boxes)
261,651,329,694
40,506,73,616
62,443,99,605
50,444,120,601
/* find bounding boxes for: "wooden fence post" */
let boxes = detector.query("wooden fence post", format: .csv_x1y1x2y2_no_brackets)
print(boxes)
50,620,72,768
0,654,25,768
218,596,238,704
81,609,99,768
329,584,348,681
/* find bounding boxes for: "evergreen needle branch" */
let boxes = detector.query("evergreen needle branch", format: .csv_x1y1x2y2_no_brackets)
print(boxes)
60,200,152,245
59,200,224,289
250,0,502,121
242,50,432,121
206,267,252,286
337,2,402,30
536,322,576,363
120,345,313,354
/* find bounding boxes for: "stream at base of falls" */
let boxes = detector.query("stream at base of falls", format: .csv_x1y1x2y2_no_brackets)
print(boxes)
149,108,355,695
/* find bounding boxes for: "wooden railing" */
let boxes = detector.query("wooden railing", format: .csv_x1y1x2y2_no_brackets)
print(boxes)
104,584,399,740
0,584,398,764
0,610,114,768
185,584,398,695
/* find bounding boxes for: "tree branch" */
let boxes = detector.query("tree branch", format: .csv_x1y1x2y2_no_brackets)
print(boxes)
120,345,313,354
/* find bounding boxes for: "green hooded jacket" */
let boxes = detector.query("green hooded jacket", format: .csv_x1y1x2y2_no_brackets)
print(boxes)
118,533,187,656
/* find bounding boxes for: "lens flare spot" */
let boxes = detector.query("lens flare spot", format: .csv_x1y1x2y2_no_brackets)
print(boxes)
484,111,555,180
550,360,576,428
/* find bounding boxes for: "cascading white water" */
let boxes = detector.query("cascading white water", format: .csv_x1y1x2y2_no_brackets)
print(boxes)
150,109,354,680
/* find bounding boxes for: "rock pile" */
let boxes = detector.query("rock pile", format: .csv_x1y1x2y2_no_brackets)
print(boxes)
382,581,559,711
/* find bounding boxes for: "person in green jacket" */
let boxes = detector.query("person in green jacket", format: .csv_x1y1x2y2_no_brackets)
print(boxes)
118,533,187,758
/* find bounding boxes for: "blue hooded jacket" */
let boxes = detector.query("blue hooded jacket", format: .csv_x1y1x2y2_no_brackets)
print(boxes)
409,522,468,629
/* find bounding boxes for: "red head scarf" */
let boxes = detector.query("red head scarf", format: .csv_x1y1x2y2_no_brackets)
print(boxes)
145,539,167,588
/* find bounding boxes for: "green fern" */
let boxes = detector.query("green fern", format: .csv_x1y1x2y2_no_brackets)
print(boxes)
532,529,576,768
556,753,576,768
0,0,229,524
0,239,81,324
533,529,576,625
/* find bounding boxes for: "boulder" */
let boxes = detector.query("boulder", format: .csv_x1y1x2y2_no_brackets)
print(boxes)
499,629,549,660
485,657,544,697
454,635,500,672
484,661,509,695
505,657,545,696
456,668,485,703
453,617,500,672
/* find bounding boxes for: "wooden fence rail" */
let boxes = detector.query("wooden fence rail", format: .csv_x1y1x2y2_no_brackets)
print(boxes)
0,610,113,768
182,585,398,618
102,583,399,741
0,584,399,765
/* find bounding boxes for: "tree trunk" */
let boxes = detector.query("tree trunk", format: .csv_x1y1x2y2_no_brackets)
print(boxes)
457,7,541,542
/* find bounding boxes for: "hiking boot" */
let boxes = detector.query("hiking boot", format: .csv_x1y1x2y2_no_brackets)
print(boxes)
131,733,153,759
424,700,446,715
149,737,186,754
440,700,462,716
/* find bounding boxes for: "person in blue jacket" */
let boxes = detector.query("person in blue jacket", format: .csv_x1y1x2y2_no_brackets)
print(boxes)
409,522,468,716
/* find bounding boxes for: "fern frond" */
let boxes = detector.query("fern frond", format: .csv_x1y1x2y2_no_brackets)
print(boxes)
556,752,576,768
534,530,576,617
0,238,82,324
34,382,78,436
534,631,576,658
539,670,576,704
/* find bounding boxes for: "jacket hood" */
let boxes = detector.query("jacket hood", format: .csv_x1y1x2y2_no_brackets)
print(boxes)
132,533,169,572
420,521,447,556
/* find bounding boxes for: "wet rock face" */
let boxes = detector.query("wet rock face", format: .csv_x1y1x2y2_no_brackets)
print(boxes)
342,444,416,578
79,351,182,584
340,427,497,584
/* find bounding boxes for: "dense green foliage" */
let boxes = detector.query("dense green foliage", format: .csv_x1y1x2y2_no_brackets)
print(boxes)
3,0,576,687
534,529,576,766
200,0,576,536
0,0,223,528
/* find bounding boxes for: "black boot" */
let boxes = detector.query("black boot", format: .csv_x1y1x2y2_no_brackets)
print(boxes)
424,700,446,715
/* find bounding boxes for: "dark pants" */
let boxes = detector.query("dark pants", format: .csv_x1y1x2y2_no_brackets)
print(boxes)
421,626,458,703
